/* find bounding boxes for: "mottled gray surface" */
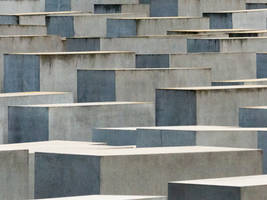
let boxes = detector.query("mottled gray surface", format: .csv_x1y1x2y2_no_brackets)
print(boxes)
258,131,267,173
203,13,233,29
239,108,267,127
45,0,71,12
64,38,100,51
94,4,121,14
4,55,40,93
156,89,196,126
106,19,137,38
256,53,267,78
246,3,267,9
150,0,178,17
187,39,220,53
0,15,18,24
46,16,74,37
136,54,169,68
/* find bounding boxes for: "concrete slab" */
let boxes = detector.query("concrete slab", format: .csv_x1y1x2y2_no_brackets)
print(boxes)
0,143,261,198
46,13,147,38
0,92,73,144
38,195,166,200
8,102,155,143
168,175,267,200
204,9,267,29
77,68,211,102
4,51,135,101
156,85,267,126
0,24,47,35
170,52,267,81
106,17,209,37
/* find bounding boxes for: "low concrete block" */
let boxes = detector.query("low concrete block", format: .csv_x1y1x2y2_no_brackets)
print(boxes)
168,175,267,200
4,51,135,100
106,17,209,37
38,195,166,200
8,102,155,143
77,68,211,102
170,52,267,81
156,85,267,126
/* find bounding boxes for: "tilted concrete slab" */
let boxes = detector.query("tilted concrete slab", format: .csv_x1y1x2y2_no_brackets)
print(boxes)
0,35,64,92
156,85,267,126
46,13,147,38
4,51,135,101
0,92,73,144
8,102,155,143
106,17,209,37
77,68,211,102
204,9,267,29
0,144,261,198
168,175,267,200
38,195,166,200
170,52,267,81
212,78,267,86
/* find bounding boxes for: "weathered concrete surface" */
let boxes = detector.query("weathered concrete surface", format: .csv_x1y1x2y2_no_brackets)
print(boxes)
106,17,209,37
0,35,64,92
212,78,267,86
156,85,267,126
8,102,155,143
77,68,211,102
38,195,166,200
4,51,135,101
46,13,147,38
170,52,267,81
204,9,267,29
169,175,267,200
0,24,47,35
0,92,73,144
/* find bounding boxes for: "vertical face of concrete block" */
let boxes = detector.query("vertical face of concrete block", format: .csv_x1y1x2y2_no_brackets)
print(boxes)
246,3,267,9
136,54,169,68
34,153,100,198
45,0,71,12
46,16,74,37
187,39,220,53
256,53,267,78
0,15,18,25
77,70,116,102
168,183,241,200
156,89,197,126
106,19,137,38
258,131,267,174
64,38,100,51
8,107,49,143
239,108,267,127
150,0,178,17
94,5,122,14
4,55,40,93
203,13,233,29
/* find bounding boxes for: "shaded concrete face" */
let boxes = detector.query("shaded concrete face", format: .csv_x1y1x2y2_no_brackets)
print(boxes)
246,3,267,9
94,4,121,14
0,15,18,25
203,13,233,29
168,183,240,200
136,54,169,68
8,107,49,143
150,0,178,17
258,131,267,173
256,54,267,78
187,39,220,53
156,89,196,126
46,16,74,37
45,0,71,12
136,130,196,147
64,38,101,51
77,70,116,102
4,55,40,93
212,82,244,86
34,153,100,198
106,19,137,38
239,108,267,127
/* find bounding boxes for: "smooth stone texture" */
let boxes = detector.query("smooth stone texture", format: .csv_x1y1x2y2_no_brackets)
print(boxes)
156,85,267,126
168,175,267,200
4,51,135,101
8,102,155,143
77,68,211,102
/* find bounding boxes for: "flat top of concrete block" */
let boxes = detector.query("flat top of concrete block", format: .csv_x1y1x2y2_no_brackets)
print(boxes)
11,102,152,108
160,85,267,91
96,126,267,131
204,8,267,14
79,67,211,71
0,91,71,98
38,195,166,200
171,175,267,187
241,106,267,109
213,78,267,83
6,51,135,55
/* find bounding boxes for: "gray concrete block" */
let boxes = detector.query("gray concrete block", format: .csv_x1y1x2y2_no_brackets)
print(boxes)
77,68,211,102
168,175,267,200
107,19,136,38
239,107,267,127
45,0,71,12
156,85,267,126
187,39,220,53
94,4,121,14
0,15,18,24
38,195,167,200
4,51,135,101
203,13,233,29
8,102,155,143
150,0,178,17
0,24,47,35
136,54,169,68
64,38,100,51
